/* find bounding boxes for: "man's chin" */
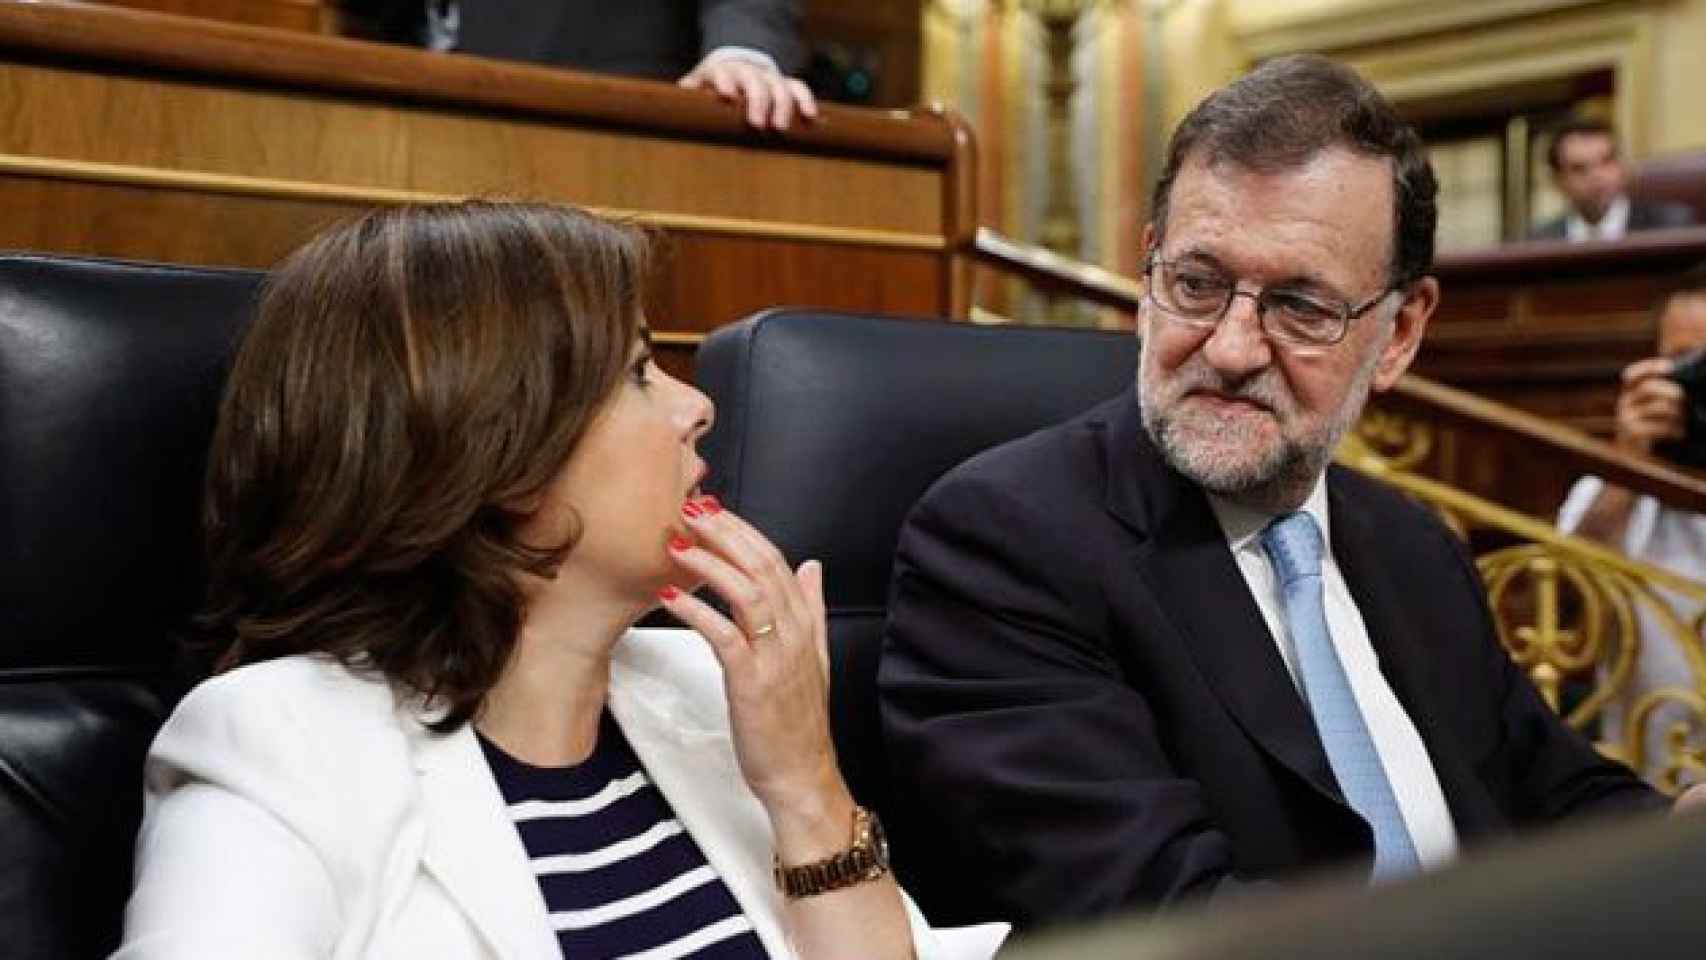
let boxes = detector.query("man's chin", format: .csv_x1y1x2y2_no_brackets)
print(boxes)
1177,457,1281,496
1157,432,1284,494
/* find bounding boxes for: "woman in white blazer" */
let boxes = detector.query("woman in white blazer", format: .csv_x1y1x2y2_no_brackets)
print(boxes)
117,202,1006,959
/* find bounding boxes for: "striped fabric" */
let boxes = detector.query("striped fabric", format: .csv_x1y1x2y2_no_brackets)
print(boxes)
479,713,768,959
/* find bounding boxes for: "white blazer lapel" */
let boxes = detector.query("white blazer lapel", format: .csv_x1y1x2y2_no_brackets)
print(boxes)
412,723,562,960
610,631,795,959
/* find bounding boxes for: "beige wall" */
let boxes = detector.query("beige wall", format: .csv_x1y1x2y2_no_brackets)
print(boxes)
1652,0,1706,154
915,0,1706,308
1153,0,1706,157
921,1,1150,325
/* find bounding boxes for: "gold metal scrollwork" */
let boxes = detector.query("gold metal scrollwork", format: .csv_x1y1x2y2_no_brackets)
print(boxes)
1628,689,1706,794
1338,410,1706,794
1345,410,1434,474
1478,546,1639,728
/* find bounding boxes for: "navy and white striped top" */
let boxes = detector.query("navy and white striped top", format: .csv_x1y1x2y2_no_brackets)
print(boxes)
478,712,768,959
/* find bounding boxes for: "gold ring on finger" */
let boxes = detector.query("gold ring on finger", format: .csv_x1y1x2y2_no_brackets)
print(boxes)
750,623,777,641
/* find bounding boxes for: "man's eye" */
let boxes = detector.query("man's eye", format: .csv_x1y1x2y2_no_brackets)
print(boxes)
1174,273,1228,298
1267,292,1338,323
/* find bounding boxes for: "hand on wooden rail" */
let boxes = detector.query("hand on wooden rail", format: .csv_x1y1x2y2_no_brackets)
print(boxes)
680,50,819,132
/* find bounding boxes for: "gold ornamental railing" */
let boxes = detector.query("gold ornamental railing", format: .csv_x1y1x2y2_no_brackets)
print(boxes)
1340,419,1706,794
968,228,1706,795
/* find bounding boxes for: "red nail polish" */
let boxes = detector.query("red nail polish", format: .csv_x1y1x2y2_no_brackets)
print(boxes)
657,585,680,600
701,495,723,515
682,500,703,519
668,535,692,552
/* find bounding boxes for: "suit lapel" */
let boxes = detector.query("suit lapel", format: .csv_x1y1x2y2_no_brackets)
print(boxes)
1104,395,1343,805
608,638,794,959
412,722,561,960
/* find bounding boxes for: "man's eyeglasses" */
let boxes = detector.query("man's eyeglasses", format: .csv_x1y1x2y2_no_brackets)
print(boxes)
1143,256,1400,349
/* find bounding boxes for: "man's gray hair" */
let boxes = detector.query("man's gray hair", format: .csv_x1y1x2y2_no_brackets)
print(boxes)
1150,54,1437,288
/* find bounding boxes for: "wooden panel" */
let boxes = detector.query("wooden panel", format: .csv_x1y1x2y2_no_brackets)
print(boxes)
89,0,326,32
0,174,351,267
802,0,923,109
1422,229,1706,431
0,1,959,163
0,0,976,380
1366,393,1597,521
0,174,945,338
0,62,944,237
1385,230,1706,516
1429,282,1519,328
655,235,945,330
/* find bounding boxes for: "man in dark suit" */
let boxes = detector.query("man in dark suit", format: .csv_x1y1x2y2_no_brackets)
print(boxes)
342,0,815,129
879,55,1703,932
1528,117,1695,241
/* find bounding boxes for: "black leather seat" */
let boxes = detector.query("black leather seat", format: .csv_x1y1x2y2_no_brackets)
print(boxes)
694,308,1139,899
0,254,261,959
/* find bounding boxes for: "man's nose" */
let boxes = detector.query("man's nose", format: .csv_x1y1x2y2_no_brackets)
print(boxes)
1201,291,1273,378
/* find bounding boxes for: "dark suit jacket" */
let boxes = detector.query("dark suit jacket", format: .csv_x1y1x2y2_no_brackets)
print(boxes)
1527,198,1696,241
878,391,1662,930
344,0,802,79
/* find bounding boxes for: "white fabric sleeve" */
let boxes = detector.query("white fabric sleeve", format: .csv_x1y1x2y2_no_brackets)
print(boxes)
698,45,781,74
900,887,1010,960
1557,474,1661,555
113,679,343,959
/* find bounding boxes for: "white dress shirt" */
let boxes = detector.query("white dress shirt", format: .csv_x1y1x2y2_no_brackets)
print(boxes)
1566,194,1632,242
1558,476,1706,774
1208,479,1460,872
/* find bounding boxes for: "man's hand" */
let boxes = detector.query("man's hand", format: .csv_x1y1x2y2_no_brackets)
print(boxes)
679,52,819,131
1613,356,1685,456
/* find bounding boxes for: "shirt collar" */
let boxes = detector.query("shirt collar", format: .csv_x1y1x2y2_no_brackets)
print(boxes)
1566,193,1631,241
1207,475,1332,557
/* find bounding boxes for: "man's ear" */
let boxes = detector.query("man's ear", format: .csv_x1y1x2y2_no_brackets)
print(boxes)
1372,275,1438,391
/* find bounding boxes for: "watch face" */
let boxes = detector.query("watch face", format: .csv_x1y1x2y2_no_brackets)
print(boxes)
867,810,891,867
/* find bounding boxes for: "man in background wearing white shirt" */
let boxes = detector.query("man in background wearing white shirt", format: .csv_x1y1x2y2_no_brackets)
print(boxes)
1528,117,1695,242
1559,264,1706,776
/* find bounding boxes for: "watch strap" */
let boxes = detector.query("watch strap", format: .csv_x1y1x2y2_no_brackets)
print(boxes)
773,806,890,899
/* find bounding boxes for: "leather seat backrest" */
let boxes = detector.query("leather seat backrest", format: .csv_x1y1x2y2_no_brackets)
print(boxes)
693,308,1139,824
0,254,262,959
1632,149,1706,223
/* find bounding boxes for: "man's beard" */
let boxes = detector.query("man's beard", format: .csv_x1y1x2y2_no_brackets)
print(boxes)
1137,336,1384,511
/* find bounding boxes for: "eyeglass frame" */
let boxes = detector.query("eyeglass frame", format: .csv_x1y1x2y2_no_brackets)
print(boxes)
1141,252,1406,349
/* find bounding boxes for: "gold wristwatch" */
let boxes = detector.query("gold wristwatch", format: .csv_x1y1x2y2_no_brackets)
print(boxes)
773,805,891,899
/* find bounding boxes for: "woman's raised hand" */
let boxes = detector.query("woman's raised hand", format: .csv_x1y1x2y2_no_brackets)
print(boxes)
656,496,848,828
659,496,922,960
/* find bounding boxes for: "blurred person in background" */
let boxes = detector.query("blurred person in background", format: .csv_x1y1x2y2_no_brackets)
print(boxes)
1529,117,1694,242
1559,262,1706,778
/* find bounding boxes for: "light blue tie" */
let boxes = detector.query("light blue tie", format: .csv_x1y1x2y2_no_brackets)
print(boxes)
1261,512,1421,881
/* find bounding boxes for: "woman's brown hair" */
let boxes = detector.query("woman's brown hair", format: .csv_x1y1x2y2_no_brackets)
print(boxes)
199,201,649,729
